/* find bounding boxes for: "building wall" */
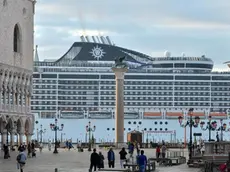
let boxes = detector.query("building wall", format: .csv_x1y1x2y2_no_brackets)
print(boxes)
0,0,35,145
0,0,34,70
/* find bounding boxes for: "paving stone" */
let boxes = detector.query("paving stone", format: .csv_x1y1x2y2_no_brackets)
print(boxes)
0,147,200,172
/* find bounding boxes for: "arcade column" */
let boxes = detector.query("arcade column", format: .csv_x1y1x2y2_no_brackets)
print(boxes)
112,67,128,148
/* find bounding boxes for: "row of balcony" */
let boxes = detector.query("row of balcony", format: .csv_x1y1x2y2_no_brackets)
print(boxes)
0,104,30,114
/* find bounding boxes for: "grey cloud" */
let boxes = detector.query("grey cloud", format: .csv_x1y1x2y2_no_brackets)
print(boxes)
35,0,230,67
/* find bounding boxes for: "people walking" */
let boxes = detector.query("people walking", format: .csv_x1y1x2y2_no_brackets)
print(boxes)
128,142,134,157
98,151,104,169
119,147,127,168
137,150,147,172
18,143,25,152
48,140,52,151
89,148,99,172
161,144,167,159
156,145,161,160
3,144,10,159
107,148,115,168
17,148,27,172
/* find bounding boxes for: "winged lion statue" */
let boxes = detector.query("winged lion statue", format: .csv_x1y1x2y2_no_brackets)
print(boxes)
114,56,127,68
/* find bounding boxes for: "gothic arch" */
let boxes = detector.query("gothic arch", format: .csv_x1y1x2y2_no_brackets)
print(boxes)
13,23,22,53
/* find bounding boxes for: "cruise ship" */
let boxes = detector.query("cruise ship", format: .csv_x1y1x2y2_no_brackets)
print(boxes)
32,36,230,143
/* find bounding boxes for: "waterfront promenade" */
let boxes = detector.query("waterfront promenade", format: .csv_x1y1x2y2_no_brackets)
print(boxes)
0,147,200,172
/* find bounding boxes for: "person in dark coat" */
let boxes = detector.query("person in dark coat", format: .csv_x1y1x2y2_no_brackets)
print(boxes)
18,144,25,152
89,148,99,172
3,144,9,159
107,148,115,168
98,151,104,169
119,147,127,168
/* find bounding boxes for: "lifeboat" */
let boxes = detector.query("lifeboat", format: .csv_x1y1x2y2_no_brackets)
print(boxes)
187,112,206,119
209,112,227,119
143,112,162,119
166,112,183,119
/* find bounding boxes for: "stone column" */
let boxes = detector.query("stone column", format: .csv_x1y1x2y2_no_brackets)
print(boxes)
8,90,10,105
3,90,6,105
112,67,128,148
0,89,2,110
2,129,7,145
12,91,15,111
26,134,32,145
19,133,24,145
10,131,15,147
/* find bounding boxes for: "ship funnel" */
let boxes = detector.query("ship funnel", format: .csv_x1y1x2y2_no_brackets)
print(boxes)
96,36,101,43
92,36,97,43
85,36,90,42
80,36,86,42
100,36,106,44
106,36,112,45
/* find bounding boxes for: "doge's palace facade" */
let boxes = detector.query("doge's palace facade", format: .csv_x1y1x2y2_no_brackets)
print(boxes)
0,0,35,146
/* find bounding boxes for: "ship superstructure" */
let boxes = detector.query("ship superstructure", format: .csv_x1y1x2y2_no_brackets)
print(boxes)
32,36,230,142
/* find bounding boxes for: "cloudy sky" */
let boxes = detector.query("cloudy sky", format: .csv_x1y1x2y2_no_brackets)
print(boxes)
35,0,230,69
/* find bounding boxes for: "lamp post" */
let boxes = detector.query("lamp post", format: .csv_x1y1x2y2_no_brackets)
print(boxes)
200,117,227,141
50,119,64,154
86,121,96,151
39,125,46,143
178,108,200,165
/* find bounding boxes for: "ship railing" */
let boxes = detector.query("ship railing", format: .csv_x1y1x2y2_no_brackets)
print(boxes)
90,116,112,119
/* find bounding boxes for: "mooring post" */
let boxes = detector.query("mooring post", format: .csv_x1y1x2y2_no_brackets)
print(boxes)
54,168,58,172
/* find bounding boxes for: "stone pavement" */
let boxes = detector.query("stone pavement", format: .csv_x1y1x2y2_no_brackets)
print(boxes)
0,147,200,172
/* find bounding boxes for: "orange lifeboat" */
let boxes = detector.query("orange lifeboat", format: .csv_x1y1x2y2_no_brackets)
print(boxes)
166,112,183,119
188,112,205,119
143,112,162,119
209,112,227,119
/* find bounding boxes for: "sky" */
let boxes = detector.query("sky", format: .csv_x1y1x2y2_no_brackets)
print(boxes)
35,0,230,69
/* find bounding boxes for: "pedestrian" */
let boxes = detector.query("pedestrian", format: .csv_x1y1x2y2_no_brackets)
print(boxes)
128,142,134,158
17,148,27,172
89,148,99,172
18,143,25,152
137,150,147,172
156,145,161,160
3,144,10,159
107,148,115,168
98,151,104,169
119,147,127,168
161,144,167,159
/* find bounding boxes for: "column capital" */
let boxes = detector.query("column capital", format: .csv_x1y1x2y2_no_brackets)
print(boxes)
2,129,7,134
112,67,128,79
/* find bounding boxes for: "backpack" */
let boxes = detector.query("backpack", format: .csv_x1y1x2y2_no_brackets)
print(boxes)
16,154,21,162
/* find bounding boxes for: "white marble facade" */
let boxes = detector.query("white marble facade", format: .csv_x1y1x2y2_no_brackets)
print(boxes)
0,0,35,146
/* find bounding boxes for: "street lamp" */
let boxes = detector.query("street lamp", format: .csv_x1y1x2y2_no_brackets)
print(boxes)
178,108,200,165
39,125,46,143
50,119,64,154
86,121,96,151
200,117,227,141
